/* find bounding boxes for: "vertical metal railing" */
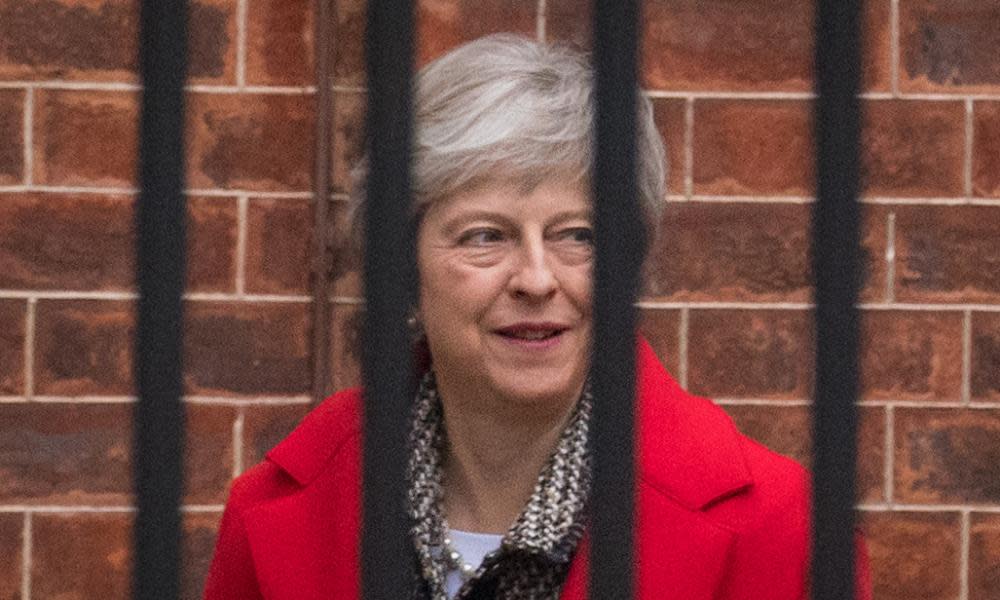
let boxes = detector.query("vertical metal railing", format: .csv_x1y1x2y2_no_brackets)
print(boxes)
811,0,863,599
589,1,642,598
133,1,189,599
360,1,419,598
125,1,864,598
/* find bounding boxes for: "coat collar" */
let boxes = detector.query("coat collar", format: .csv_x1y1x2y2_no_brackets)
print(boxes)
266,336,753,512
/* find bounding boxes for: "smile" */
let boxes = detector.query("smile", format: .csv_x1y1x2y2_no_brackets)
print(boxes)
493,323,569,347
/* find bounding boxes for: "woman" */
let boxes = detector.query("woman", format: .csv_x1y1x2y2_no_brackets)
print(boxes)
204,34,871,600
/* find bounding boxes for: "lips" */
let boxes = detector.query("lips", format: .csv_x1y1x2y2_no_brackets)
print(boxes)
494,323,569,341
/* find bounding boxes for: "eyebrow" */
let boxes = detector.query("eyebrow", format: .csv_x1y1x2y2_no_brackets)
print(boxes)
440,209,593,236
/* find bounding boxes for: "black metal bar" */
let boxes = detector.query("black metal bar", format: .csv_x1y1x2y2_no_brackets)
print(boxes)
310,0,335,404
133,1,189,599
590,1,642,598
361,2,417,599
811,0,863,598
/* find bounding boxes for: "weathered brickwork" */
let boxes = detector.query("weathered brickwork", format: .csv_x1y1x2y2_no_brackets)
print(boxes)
1,1,997,597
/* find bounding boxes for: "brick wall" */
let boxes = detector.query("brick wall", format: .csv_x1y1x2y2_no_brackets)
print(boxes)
0,1,997,598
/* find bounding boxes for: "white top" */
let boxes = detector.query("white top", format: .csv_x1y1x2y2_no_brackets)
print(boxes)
444,528,504,598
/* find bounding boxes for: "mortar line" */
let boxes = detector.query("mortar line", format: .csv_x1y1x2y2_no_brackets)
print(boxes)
236,0,248,88
884,405,895,505
885,211,896,303
965,99,974,200
714,398,812,407
962,310,972,404
683,97,694,200
536,0,547,41
21,511,31,600
186,84,316,95
0,505,226,513
232,407,245,478
235,195,249,296
24,298,36,399
22,87,34,186
644,90,815,100
890,0,900,96
678,307,690,388
856,503,997,513
960,509,970,600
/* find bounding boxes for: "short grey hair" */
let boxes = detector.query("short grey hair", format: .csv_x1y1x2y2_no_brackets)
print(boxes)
347,33,667,255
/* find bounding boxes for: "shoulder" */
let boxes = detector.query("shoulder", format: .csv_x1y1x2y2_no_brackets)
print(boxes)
224,388,364,511
635,338,809,534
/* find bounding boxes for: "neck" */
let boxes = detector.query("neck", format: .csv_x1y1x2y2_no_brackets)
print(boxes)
436,382,579,535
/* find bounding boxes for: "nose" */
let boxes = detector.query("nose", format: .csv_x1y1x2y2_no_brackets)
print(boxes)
508,234,557,300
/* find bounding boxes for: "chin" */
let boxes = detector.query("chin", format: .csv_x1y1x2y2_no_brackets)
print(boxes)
489,368,587,408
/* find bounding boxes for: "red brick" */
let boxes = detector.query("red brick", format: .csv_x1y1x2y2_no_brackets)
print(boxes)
970,513,1000,600
331,90,365,195
186,0,239,84
861,511,961,600
0,0,236,83
895,408,1000,504
861,100,966,198
650,97,686,196
0,193,133,291
692,100,813,197
548,0,891,93
687,309,812,400
328,302,363,391
0,514,22,600
722,404,885,503
184,404,236,504
332,0,538,85
184,301,311,396
972,312,1000,403
242,403,311,469
34,300,133,396
182,512,221,600
187,196,238,293
32,512,130,600
644,203,887,303
187,93,314,192
859,310,964,401
0,403,131,504
0,300,26,395
973,101,1000,198
899,0,1000,94
33,90,137,187
245,198,313,295
415,0,537,68
0,90,23,185
893,206,1000,303
246,0,313,86
0,193,236,293
637,308,680,377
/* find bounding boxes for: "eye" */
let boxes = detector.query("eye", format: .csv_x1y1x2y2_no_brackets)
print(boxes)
458,228,505,246
558,227,594,245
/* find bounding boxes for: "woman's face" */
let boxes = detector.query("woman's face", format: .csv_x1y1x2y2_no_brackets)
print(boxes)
416,178,593,409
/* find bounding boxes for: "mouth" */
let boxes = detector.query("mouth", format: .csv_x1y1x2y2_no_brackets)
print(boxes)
493,323,569,344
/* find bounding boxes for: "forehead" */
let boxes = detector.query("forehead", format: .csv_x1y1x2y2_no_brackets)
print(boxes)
425,178,591,224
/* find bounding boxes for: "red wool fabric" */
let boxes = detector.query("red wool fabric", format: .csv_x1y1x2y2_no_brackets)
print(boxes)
204,338,872,599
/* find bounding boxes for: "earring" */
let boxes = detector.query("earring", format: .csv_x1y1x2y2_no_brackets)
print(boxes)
407,311,423,338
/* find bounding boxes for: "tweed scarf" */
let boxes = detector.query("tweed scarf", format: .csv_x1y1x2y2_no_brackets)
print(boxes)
407,372,593,600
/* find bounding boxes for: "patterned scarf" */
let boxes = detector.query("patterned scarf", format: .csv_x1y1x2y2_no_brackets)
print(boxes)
407,372,593,599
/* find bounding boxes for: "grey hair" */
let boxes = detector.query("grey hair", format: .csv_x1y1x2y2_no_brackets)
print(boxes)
347,33,667,257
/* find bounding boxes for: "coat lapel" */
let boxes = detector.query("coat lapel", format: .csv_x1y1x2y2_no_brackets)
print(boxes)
559,339,753,600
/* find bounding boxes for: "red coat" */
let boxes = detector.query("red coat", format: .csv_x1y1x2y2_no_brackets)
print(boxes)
204,339,872,599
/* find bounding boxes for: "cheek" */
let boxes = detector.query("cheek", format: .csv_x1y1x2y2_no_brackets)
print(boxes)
563,267,594,316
